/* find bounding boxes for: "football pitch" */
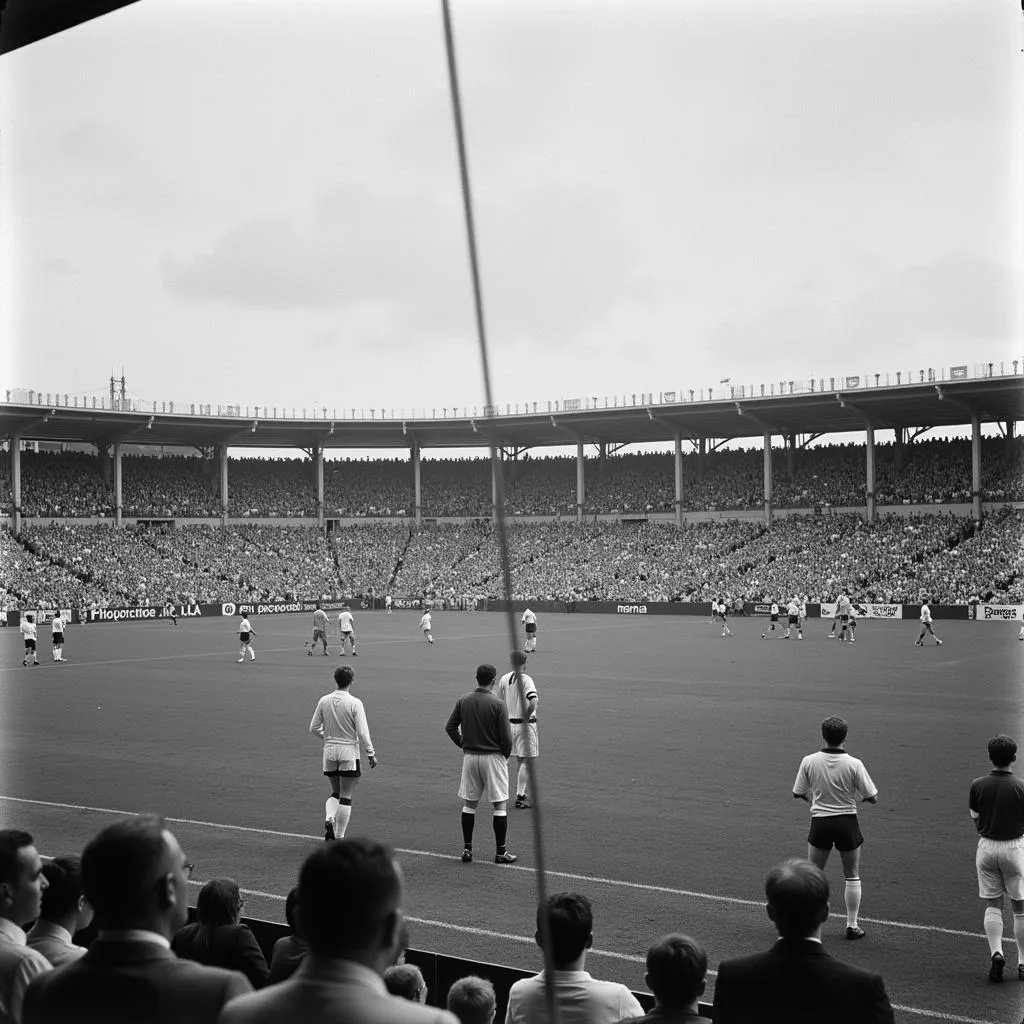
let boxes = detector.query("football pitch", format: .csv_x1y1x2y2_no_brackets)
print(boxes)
1,610,1022,1023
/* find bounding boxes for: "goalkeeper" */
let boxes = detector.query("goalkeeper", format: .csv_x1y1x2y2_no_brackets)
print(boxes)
310,603,330,656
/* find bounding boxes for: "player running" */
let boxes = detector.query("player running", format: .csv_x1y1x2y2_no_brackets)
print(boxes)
419,610,434,644
915,600,943,646
237,616,257,662
385,594,393,614
762,600,781,639
20,613,39,666
521,607,538,652
783,597,803,640
310,603,330,656
50,611,67,662
827,598,842,639
337,604,358,657
719,598,733,636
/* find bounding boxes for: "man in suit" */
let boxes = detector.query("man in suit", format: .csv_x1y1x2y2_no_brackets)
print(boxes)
218,837,459,1024
27,856,93,967
712,859,894,1024
23,814,251,1024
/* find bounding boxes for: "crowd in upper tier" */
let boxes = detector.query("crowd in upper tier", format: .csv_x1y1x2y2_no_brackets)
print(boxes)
2,437,1021,519
2,508,1022,612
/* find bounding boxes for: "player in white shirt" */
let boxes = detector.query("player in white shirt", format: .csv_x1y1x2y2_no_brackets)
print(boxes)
309,665,377,841
761,601,781,639
521,607,538,652
419,611,434,644
50,612,67,662
718,598,733,636
835,593,853,643
385,594,393,614
915,599,943,646
497,651,539,809
783,598,803,640
793,716,879,939
237,616,257,662
20,613,39,666
337,604,357,656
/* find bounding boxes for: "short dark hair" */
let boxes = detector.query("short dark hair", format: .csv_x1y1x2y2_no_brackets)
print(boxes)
298,838,400,956
820,716,848,747
40,856,85,921
476,665,496,687
335,666,354,688
81,815,169,926
284,886,301,935
447,975,496,1024
384,963,425,1001
765,859,830,939
510,651,527,668
0,831,34,886
196,878,241,927
538,892,592,967
988,735,1017,768
645,934,707,1007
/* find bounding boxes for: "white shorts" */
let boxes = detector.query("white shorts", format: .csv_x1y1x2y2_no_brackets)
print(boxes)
511,723,539,758
323,743,360,776
976,836,1024,900
458,753,509,803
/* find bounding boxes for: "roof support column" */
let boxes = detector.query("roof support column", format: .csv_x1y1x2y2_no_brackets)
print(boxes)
10,433,21,534
412,442,422,527
763,429,773,527
113,442,123,526
219,445,229,526
576,440,585,523
697,437,706,482
491,453,500,525
865,425,876,524
313,445,324,525
674,431,683,528
971,414,982,523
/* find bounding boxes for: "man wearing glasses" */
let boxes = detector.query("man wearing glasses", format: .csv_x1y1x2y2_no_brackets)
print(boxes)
23,815,251,1023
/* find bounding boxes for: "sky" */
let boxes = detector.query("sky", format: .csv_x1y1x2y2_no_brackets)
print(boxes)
0,0,1020,458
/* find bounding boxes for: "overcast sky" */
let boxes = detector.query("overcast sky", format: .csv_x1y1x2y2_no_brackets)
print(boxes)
0,0,1019,453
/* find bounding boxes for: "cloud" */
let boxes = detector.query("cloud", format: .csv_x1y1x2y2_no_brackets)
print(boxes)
160,179,638,345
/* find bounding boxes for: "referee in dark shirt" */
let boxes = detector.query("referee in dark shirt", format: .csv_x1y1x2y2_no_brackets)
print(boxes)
445,665,515,865
968,734,1024,982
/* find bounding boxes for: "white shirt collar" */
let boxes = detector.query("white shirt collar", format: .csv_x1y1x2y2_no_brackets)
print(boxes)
28,920,73,945
96,928,171,949
0,918,27,945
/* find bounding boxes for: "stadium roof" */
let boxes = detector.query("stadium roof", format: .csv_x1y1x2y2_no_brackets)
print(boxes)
2,375,1021,453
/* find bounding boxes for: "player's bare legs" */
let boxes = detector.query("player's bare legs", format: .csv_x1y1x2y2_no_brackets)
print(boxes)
838,846,864,936
513,756,534,808
807,844,830,870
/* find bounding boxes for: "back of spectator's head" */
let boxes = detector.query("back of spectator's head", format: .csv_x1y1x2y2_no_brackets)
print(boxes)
765,859,830,939
284,885,302,936
384,963,427,1002
0,829,46,927
298,838,402,963
988,735,1017,768
536,892,593,967
81,814,189,934
196,877,242,927
335,665,354,689
820,716,848,747
446,975,496,1024
644,934,707,1008
40,855,92,929
476,664,496,687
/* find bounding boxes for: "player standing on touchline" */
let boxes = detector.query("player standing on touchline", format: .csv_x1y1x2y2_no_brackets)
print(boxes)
497,651,539,809
420,610,434,644
337,604,358,657
915,599,943,646
50,611,67,662
310,665,377,842
21,613,39,666
237,616,257,662
521,607,538,652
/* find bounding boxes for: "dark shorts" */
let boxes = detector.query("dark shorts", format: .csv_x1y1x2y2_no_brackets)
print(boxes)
24,639,36,650
240,632,250,643
840,615,849,623
525,623,536,634
312,628,326,641
770,614,778,622
52,633,64,645
788,616,799,626
808,814,864,852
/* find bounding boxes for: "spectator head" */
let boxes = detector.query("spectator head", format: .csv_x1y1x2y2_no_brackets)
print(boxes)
644,934,707,1010
0,829,48,927
988,735,1017,769
196,877,243,927
384,963,427,1002
510,651,527,669
536,892,593,968
315,601,321,610
820,716,848,747
475,664,497,688
25,614,34,623
446,975,496,1024
297,838,403,970
284,885,302,937
81,814,191,936
765,859,830,940
335,665,354,689
39,855,93,932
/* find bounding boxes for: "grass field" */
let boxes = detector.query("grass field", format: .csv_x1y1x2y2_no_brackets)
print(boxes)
1,609,1022,1023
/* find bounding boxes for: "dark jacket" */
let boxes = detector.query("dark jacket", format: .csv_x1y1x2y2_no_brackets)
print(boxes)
267,934,308,985
712,938,894,1024
171,922,269,990
23,937,251,1024
445,688,512,757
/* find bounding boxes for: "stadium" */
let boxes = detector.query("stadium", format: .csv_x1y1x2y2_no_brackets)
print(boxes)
2,3,1023,1024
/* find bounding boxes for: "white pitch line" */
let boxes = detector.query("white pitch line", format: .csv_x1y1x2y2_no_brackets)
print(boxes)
179,881,1001,1024
1,795,1007,944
